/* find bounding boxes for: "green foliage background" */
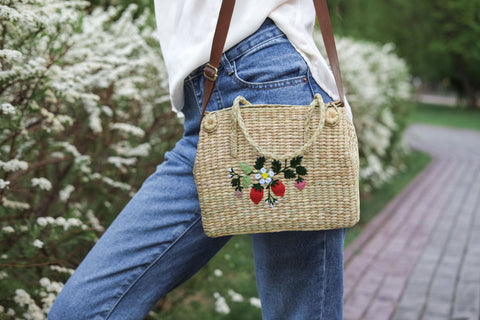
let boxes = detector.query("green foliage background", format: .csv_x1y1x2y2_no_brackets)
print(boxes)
328,0,480,108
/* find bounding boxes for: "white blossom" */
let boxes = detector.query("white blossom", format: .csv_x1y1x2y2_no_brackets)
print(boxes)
112,142,151,157
1,102,16,115
33,239,44,248
110,123,145,137
249,297,262,308
36,217,48,227
14,288,44,320
0,179,10,189
228,289,244,302
213,269,223,277
59,185,75,202
2,226,15,233
86,209,105,232
31,177,52,191
213,292,230,314
0,159,28,172
2,197,30,210
49,265,75,275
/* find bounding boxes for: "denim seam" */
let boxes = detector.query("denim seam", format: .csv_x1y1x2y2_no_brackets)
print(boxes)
231,65,308,90
319,231,327,320
187,79,202,114
103,216,203,320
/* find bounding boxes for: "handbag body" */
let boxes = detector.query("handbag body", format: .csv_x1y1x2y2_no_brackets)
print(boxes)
193,0,360,237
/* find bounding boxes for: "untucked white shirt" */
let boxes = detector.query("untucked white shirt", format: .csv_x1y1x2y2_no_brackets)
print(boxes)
153,0,352,121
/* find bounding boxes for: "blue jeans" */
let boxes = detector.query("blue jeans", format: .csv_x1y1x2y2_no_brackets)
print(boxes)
48,18,345,320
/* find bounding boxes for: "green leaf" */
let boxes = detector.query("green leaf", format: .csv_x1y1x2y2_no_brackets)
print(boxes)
284,169,296,179
231,178,241,187
239,162,253,174
271,159,282,173
254,156,266,170
252,183,264,191
242,175,251,188
290,156,303,167
296,166,307,176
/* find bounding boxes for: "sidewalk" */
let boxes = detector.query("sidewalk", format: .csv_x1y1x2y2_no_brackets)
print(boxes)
343,124,480,320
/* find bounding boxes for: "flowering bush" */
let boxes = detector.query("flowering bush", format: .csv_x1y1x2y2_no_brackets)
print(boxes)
0,1,180,318
314,33,413,191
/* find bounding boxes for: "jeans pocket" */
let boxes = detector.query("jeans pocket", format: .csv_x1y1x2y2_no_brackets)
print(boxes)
230,35,309,89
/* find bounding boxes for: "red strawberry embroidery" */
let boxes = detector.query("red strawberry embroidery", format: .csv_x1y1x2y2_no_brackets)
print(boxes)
271,180,285,197
250,187,264,204
295,180,306,191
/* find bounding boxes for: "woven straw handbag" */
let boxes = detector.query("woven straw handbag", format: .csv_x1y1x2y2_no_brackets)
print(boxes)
193,0,360,238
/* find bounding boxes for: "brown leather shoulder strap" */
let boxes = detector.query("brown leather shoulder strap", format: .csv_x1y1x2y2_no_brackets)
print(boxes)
313,0,344,103
200,0,344,122
200,0,236,121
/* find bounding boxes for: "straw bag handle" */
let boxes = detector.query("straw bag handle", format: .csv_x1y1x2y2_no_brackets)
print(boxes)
200,0,345,122
230,94,326,160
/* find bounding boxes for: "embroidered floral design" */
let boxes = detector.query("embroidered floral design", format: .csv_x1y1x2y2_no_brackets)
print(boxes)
228,156,307,207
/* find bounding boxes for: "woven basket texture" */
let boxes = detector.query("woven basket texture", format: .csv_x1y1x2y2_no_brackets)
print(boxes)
193,96,360,238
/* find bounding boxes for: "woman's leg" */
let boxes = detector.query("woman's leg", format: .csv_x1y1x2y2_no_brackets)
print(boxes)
202,18,347,320
48,83,231,320
252,229,346,320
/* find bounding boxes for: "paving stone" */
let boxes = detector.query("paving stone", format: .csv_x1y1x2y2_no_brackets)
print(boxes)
391,306,423,320
452,284,480,319
422,311,450,320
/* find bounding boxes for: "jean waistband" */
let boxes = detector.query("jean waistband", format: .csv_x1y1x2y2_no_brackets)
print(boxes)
187,18,284,80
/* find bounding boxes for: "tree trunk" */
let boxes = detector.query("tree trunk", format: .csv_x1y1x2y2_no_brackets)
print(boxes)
455,54,478,109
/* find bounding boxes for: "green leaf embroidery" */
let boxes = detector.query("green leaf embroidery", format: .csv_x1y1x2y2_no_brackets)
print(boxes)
290,156,303,167
296,166,307,176
284,169,296,179
254,156,266,170
239,162,253,174
231,177,241,187
271,159,282,174
242,175,251,188
252,183,264,191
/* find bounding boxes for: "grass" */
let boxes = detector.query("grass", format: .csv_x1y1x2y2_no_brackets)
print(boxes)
408,102,480,131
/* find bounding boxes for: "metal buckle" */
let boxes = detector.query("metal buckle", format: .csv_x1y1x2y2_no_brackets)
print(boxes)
203,63,218,81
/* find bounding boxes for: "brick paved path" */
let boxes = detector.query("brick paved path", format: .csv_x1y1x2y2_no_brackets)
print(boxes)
344,124,480,320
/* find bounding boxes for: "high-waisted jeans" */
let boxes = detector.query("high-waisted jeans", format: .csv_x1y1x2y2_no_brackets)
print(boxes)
48,18,346,320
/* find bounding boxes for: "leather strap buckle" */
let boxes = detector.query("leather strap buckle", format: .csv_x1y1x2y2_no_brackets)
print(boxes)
204,63,218,82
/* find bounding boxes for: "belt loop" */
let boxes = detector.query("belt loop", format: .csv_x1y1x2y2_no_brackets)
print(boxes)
220,53,234,75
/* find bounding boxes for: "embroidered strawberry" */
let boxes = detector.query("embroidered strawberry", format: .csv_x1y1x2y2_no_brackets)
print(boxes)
250,186,264,204
235,190,243,198
271,180,285,197
295,180,306,191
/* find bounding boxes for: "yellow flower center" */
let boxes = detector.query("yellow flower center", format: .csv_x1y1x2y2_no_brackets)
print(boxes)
261,172,269,179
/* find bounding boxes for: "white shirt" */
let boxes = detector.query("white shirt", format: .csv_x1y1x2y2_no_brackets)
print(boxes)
153,0,352,121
